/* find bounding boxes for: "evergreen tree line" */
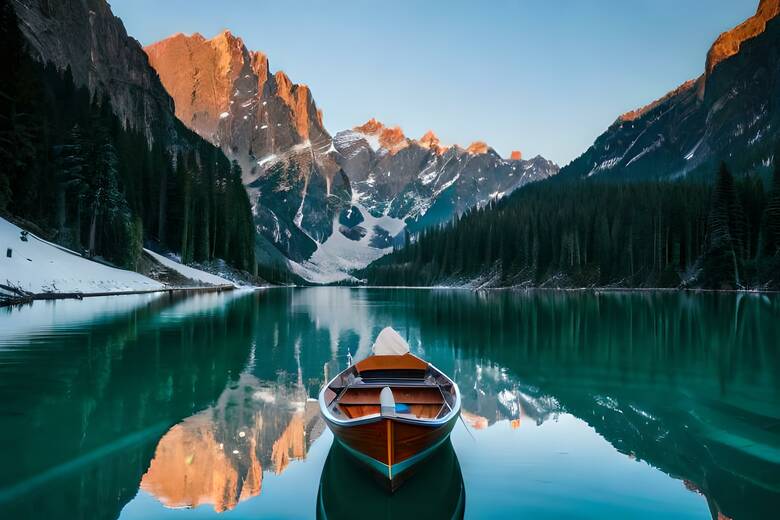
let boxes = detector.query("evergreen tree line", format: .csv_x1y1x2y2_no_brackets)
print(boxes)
0,1,254,272
363,161,780,290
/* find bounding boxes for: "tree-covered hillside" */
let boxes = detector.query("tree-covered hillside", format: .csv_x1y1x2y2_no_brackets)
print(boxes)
0,0,255,272
362,163,780,290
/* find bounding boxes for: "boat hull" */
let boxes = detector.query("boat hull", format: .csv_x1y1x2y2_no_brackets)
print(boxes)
324,413,458,489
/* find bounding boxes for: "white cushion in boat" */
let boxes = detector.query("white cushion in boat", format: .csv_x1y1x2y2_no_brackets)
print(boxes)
380,387,396,417
371,327,411,356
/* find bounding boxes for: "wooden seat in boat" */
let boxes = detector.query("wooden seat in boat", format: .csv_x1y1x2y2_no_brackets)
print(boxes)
336,385,445,419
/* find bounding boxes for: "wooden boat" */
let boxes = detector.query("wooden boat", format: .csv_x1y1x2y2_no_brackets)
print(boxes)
318,327,461,490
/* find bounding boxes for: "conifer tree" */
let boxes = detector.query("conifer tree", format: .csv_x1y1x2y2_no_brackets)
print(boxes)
702,163,743,288
765,156,780,256
53,124,87,242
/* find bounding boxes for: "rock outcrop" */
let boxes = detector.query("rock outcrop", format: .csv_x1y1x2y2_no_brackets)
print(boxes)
704,0,780,77
467,141,489,155
618,79,698,122
419,130,446,154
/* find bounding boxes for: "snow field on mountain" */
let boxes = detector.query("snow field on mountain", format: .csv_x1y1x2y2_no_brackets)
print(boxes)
289,205,404,283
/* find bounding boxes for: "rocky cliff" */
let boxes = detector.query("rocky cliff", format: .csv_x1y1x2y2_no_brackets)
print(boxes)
145,31,338,183
12,0,179,141
146,31,350,275
704,0,780,81
8,0,257,275
560,0,780,182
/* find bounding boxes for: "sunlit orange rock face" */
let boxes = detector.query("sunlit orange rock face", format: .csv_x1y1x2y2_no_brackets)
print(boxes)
144,30,331,179
699,0,780,97
419,130,444,153
274,71,317,139
352,119,409,154
379,126,407,152
418,130,438,145
352,120,496,157
706,0,779,76
467,141,489,155
355,118,384,135
145,31,246,139
510,150,522,161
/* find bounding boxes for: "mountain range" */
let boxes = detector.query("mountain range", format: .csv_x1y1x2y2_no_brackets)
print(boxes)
6,0,778,287
334,119,558,233
143,31,558,281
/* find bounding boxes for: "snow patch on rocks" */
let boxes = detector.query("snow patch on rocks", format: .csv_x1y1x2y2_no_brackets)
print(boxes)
143,249,235,287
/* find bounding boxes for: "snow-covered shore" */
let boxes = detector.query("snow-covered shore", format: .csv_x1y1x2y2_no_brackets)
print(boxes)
1,217,163,294
1,217,237,301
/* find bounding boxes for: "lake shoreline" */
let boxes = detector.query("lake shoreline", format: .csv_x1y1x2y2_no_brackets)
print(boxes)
3,283,776,308
341,284,780,295
0,284,243,308
478,285,780,295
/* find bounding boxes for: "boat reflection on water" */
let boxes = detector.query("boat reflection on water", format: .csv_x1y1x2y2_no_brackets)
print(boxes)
316,439,465,520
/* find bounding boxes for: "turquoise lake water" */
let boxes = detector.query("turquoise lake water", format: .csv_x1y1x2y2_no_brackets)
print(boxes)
0,288,778,519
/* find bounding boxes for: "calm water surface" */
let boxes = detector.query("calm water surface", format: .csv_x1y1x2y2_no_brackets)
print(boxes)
0,288,778,519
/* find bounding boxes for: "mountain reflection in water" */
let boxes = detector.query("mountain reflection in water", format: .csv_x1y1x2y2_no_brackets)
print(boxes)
140,372,324,512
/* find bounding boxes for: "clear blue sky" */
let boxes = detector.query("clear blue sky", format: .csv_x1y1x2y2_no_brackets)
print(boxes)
111,0,757,166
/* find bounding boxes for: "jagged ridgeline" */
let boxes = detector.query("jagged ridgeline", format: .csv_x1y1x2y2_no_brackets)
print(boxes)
0,0,254,272
362,163,780,290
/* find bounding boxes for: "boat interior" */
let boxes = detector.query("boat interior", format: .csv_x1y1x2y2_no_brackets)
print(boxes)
323,353,458,422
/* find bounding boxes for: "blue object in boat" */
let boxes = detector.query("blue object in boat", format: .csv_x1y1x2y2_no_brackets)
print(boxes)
395,403,410,413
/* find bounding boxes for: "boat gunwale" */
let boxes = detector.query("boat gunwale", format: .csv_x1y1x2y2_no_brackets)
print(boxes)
318,358,461,428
